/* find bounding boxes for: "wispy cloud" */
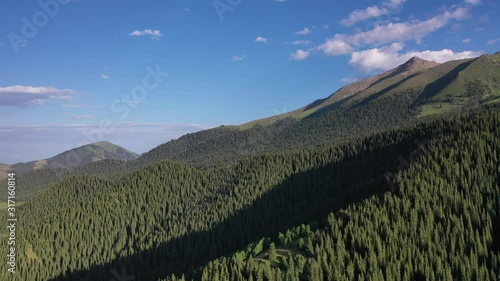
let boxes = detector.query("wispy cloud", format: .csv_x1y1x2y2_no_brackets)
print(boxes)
462,38,472,43
383,0,406,9
487,38,500,45
0,85,75,107
232,54,246,61
100,74,111,80
289,50,310,61
129,29,162,38
63,104,103,108
254,36,268,44
317,7,469,56
340,0,406,27
465,0,481,5
291,40,312,46
0,122,211,133
341,6,389,27
72,115,94,120
295,28,312,35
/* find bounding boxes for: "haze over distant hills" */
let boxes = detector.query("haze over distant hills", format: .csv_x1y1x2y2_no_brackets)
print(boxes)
0,141,138,180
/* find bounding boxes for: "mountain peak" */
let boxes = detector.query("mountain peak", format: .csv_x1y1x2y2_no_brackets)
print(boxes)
91,141,116,148
393,56,439,76
8,141,139,174
408,56,425,62
404,56,437,66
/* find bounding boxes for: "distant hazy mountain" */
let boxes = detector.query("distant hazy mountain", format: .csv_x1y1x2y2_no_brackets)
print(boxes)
1,141,138,178
0,164,11,180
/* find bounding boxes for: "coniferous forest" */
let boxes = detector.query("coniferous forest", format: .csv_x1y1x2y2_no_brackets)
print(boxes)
0,103,499,280
3,0,500,279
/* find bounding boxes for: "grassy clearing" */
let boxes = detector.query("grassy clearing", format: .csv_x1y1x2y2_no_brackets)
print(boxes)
419,102,461,117
252,246,307,268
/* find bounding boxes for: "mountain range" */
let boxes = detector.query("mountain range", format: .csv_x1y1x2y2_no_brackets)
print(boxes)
3,53,499,200
1,53,500,281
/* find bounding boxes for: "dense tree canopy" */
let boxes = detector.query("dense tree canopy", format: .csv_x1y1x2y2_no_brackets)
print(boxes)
0,104,498,280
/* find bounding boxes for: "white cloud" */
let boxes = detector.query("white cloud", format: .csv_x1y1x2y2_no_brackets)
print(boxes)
318,7,469,56
291,40,312,46
254,36,268,44
462,38,472,43
316,37,354,55
341,6,389,27
349,43,405,72
129,29,162,38
465,0,481,5
100,74,111,80
383,0,407,8
339,0,406,27
0,85,75,107
408,49,480,62
232,55,246,61
295,28,312,35
289,50,310,61
350,8,468,45
349,43,481,72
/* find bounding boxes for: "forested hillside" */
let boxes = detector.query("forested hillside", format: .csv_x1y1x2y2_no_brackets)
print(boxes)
190,107,500,281
2,88,420,202
5,54,500,202
0,142,139,199
0,105,498,281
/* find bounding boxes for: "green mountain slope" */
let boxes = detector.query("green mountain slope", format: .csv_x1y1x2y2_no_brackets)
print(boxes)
7,53,500,202
140,53,499,167
7,141,138,174
240,56,441,126
0,105,498,280
0,142,139,201
194,108,500,280
9,88,421,201
242,53,500,125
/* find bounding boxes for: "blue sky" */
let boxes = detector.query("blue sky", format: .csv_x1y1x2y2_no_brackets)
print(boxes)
0,0,498,163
